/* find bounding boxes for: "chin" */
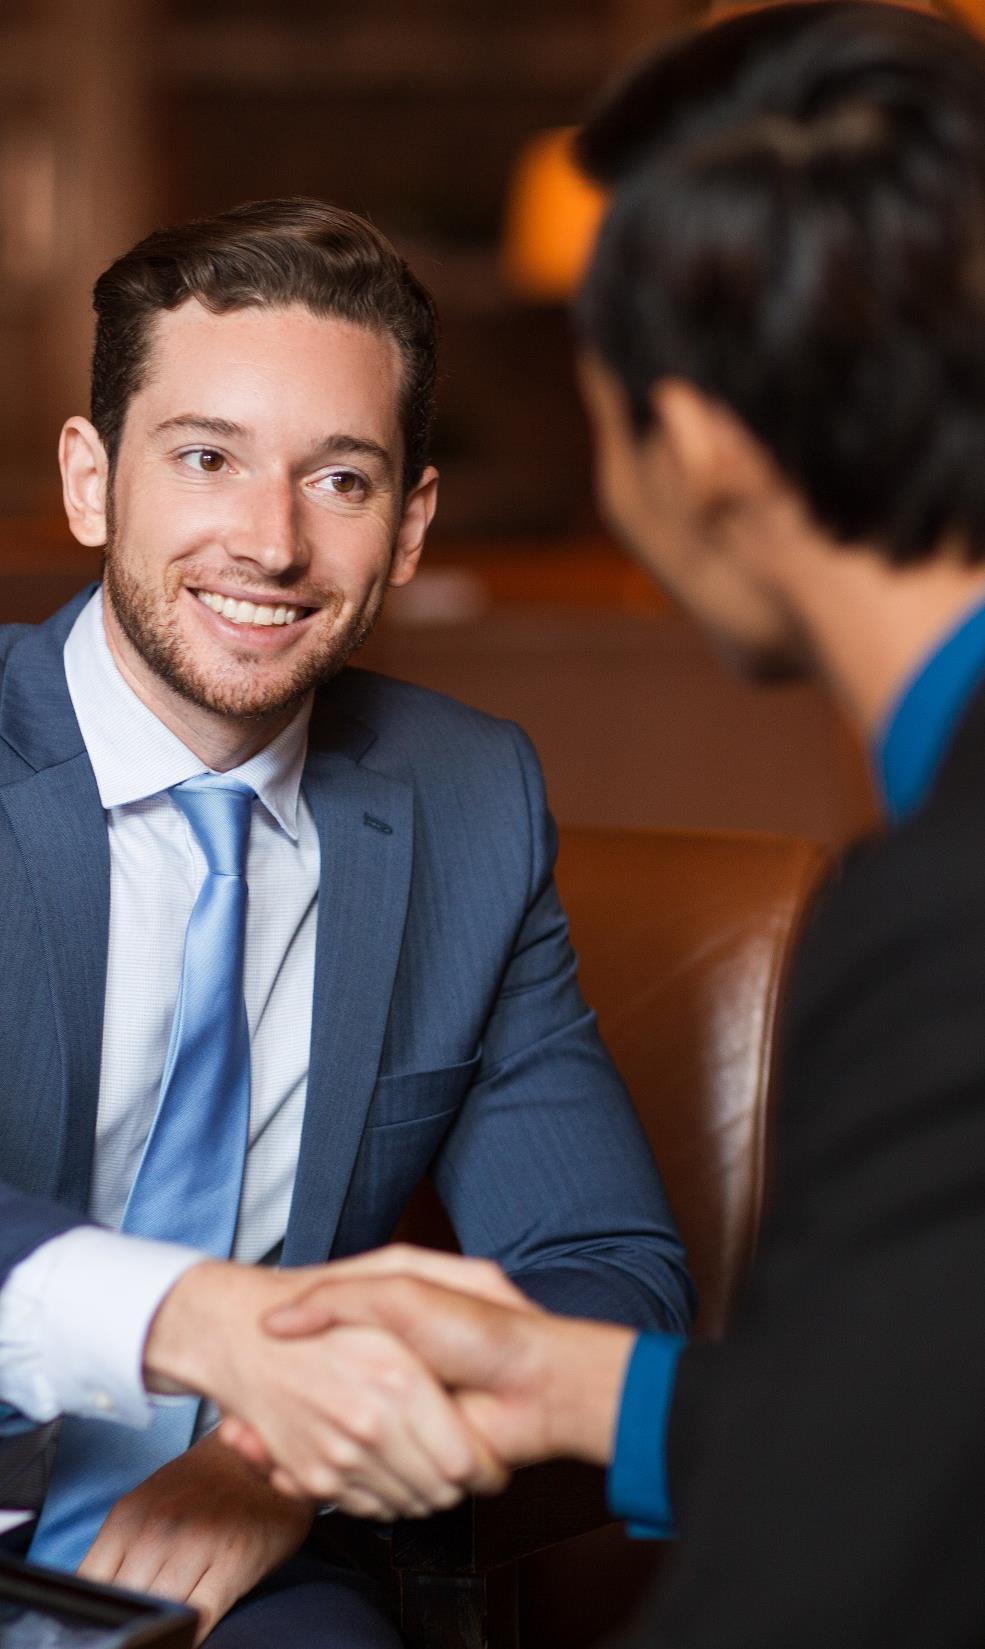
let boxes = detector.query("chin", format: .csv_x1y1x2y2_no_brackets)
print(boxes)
160,624,368,722
712,634,811,688
173,662,317,722
105,554,383,723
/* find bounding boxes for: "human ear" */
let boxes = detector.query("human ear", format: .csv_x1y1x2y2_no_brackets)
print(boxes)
651,379,776,523
388,466,439,588
59,418,110,547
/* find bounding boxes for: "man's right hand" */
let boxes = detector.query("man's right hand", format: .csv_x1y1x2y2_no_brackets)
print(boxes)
142,1256,510,1518
224,1274,637,1494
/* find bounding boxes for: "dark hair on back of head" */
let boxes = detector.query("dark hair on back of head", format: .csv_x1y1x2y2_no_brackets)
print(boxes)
91,196,438,492
577,2,985,565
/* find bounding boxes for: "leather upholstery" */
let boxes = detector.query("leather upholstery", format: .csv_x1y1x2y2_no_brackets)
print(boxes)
398,826,830,1341
556,827,830,1338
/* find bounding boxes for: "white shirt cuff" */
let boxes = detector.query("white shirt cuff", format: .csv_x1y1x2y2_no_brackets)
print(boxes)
0,1228,207,1429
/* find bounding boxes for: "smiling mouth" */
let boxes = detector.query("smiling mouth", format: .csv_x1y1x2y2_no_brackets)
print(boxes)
193,589,315,628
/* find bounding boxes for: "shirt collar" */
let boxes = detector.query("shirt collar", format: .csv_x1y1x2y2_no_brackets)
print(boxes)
63,587,311,839
875,590,985,825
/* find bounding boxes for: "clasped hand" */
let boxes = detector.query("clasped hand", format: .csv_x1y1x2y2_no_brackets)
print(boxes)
128,1244,630,1642
143,1245,537,1521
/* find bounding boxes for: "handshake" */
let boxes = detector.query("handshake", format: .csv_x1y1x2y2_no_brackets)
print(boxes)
143,1247,636,1521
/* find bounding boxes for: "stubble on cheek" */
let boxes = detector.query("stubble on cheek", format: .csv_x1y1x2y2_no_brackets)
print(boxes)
101,534,388,722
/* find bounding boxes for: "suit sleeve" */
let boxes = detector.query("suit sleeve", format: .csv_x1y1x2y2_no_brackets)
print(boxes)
614,829,985,1649
430,724,694,1337
0,1185,89,1290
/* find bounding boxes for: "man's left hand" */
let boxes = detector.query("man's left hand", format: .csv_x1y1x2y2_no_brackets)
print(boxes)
77,1430,314,1646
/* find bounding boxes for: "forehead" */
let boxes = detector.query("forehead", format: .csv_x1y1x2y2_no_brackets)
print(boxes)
131,299,403,443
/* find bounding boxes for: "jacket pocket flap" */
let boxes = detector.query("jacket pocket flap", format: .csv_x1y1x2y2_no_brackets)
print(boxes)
367,1051,482,1126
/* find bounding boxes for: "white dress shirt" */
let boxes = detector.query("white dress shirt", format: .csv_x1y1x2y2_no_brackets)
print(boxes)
0,588,319,1427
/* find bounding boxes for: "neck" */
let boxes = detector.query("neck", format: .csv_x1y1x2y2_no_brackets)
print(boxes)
778,537,985,741
102,603,297,771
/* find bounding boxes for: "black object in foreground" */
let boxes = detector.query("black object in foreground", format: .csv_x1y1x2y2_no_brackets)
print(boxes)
0,1553,195,1648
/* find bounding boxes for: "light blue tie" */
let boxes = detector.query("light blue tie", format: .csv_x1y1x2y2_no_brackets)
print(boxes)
29,776,255,1573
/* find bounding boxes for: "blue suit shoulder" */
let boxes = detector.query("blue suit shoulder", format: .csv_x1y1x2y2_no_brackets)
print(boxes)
0,623,34,667
320,665,540,790
0,621,58,783
326,664,527,741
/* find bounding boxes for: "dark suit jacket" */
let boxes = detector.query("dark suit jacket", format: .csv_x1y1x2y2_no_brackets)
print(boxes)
0,592,692,1398
618,680,985,1646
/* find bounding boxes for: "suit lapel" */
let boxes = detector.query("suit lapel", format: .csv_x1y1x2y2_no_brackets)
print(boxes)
0,593,109,1210
282,747,414,1263
1,598,415,1247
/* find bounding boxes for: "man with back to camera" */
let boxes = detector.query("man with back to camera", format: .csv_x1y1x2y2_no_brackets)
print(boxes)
0,198,693,1645
242,6,985,1643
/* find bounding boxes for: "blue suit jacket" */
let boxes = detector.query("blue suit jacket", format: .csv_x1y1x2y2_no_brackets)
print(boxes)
0,590,692,1346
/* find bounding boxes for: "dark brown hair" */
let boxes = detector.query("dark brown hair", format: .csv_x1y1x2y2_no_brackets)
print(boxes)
91,196,438,490
577,2,985,566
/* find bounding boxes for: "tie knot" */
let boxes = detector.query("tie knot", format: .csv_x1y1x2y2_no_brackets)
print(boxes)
170,776,255,877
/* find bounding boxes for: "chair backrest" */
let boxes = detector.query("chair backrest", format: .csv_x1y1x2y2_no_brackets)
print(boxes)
555,827,829,1338
395,826,829,1339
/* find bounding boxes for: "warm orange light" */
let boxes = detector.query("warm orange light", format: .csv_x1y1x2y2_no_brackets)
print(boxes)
947,0,985,31
502,126,608,302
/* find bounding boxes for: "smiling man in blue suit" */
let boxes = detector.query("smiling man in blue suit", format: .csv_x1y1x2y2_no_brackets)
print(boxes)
0,198,691,1646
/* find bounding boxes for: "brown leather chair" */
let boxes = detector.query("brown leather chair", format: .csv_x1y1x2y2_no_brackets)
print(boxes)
554,826,829,1341
330,825,830,1648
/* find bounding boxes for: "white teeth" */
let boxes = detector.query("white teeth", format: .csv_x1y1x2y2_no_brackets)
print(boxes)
194,590,304,627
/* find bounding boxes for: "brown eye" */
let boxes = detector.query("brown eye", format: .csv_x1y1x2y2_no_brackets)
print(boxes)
180,448,227,475
313,468,365,499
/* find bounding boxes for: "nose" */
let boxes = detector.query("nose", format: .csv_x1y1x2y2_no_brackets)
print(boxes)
227,477,308,576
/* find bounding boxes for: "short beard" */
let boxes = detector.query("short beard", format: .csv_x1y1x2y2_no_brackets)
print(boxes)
102,533,385,723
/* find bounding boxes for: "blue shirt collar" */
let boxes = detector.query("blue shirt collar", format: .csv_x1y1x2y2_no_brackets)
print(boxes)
876,592,985,823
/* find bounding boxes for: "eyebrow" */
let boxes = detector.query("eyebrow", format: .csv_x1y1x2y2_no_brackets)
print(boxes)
153,415,246,439
152,414,395,473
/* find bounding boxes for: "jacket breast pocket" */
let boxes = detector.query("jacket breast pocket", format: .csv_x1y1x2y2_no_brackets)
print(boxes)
331,1052,483,1254
366,1051,482,1129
